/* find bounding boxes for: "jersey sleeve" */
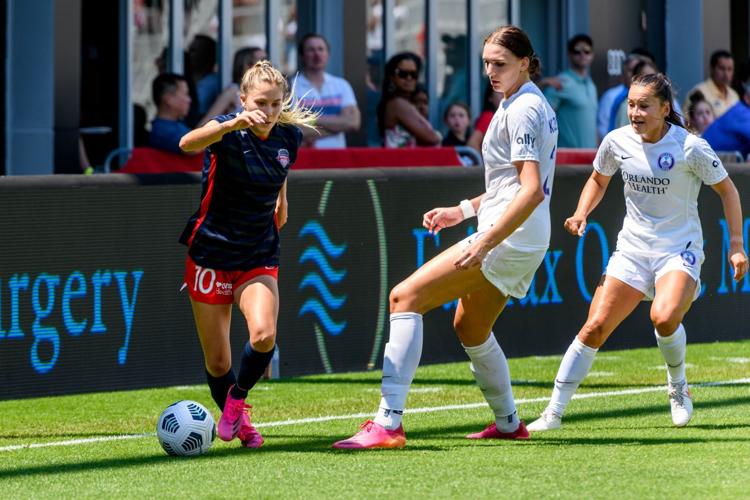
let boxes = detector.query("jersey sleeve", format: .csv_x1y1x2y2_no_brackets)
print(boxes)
507,97,544,162
686,136,728,185
592,133,619,176
205,113,235,154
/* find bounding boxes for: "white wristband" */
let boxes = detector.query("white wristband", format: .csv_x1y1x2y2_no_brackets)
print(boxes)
459,199,476,220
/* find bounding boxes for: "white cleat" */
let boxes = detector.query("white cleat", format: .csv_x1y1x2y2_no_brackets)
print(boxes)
668,380,693,427
526,410,562,431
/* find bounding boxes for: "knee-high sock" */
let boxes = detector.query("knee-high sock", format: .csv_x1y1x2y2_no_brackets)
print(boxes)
464,333,519,432
546,338,598,417
655,323,686,384
230,342,276,400
374,312,423,430
206,368,236,410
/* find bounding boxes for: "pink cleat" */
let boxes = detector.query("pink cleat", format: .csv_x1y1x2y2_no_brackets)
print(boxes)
238,412,264,448
466,421,530,440
218,389,250,442
332,420,406,449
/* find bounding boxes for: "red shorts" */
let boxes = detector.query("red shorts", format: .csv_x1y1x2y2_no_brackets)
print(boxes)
183,255,279,304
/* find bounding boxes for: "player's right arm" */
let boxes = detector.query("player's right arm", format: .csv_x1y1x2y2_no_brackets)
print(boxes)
423,194,484,234
565,170,611,236
179,110,268,152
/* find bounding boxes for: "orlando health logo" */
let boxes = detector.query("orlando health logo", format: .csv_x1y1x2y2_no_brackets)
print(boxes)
297,220,348,338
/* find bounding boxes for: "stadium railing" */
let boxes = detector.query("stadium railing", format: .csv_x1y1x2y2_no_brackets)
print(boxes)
103,146,483,173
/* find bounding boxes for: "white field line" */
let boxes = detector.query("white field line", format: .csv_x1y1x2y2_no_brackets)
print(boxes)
1,377,748,454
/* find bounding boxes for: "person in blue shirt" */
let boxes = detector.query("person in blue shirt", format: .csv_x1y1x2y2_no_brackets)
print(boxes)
149,73,193,154
703,66,750,160
542,34,598,148
179,60,317,449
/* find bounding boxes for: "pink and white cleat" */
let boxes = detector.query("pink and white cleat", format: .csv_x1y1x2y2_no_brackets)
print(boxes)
239,412,264,448
466,421,530,440
332,420,406,449
218,390,250,442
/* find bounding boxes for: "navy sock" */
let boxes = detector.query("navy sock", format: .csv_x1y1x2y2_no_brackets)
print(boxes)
231,342,275,400
206,368,236,410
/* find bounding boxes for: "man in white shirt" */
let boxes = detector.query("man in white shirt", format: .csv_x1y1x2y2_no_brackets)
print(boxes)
291,33,361,148
685,50,739,119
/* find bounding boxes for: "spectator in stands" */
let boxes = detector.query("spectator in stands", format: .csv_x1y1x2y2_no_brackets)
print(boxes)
412,83,430,119
597,49,655,140
201,47,268,123
685,90,715,136
291,33,361,148
441,101,471,146
149,73,193,154
685,50,738,119
466,81,501,152
703,63,750,159
188,35,220,118
377,52,441,148
542,34,598,148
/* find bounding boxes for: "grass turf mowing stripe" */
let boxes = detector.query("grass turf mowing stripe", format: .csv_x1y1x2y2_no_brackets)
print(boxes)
1,377,747,453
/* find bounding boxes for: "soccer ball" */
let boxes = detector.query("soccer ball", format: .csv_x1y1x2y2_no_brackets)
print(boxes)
156,400,216,457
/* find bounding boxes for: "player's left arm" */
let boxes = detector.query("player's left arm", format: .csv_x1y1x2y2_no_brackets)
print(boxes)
711,177,748,282
276,179,288,229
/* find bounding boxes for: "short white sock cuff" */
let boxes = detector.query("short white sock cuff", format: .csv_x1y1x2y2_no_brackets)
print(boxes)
573,337,598,356
462,332,499,357
390,312,423,322
654,323,685,343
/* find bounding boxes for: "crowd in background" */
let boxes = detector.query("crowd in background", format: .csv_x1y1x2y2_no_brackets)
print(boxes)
123,31,750,167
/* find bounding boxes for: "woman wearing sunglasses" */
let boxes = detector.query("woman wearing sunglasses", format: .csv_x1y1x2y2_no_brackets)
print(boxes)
376,52,442,148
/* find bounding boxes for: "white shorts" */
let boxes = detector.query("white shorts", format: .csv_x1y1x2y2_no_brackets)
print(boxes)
604,248,704,301
460,232,547,299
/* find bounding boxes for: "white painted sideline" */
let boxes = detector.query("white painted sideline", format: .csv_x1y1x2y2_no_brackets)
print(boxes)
1,377,748,453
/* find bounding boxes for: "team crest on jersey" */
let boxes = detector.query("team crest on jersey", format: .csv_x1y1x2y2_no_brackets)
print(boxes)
657,152,674,171
680,249,696,267
277,149,290,167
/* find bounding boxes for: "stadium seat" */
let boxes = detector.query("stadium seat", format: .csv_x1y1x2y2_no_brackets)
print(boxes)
113,147,204,174
556,148,597,165
714,151,743,164
292,147,470,169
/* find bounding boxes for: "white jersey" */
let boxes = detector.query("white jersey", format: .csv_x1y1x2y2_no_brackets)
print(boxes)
595,124,728,255
479,81,558,251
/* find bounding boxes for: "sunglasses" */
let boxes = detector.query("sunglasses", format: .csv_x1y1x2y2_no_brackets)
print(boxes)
394,68,419,80
572,48,592,56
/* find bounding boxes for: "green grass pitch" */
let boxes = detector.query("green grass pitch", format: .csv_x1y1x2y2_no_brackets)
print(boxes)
1,340,748,498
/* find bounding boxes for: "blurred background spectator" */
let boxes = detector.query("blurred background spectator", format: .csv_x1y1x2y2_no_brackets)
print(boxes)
441,102,471,147
149,73,193,154
702,60,750,160
378,52,441,148
685,50,738,120
542,34,598,148
291,33,361,148
188,35,221,119
466,82,501,153
201,46,268,122
685,90,715,136
413,83,430,119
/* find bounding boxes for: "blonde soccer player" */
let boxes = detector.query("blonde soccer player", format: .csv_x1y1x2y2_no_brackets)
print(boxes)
179,61,316,448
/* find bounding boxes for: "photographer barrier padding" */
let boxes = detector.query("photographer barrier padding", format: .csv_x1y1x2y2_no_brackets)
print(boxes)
0,167,748,399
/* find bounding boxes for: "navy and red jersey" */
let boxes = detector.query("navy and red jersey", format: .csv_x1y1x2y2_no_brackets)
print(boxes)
179,113,302,270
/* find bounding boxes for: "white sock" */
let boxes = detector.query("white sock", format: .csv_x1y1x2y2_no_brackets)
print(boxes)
464,333,519,433
374,312,423,430
547,338,598,417
655,323,687,384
